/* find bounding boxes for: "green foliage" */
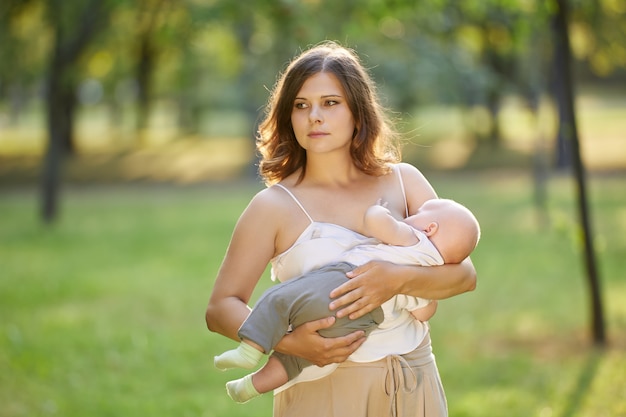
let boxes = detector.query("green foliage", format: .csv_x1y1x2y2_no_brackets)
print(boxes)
0,0,50,83
1,173,625,416
2,0,624,132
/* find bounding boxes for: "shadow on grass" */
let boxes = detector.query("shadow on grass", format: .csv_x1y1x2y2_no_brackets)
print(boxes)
557,349,603,417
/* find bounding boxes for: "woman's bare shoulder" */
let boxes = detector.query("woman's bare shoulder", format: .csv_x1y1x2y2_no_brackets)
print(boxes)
395,162,426,180
246,184,308,254
246,185,295,218
395,162,438,209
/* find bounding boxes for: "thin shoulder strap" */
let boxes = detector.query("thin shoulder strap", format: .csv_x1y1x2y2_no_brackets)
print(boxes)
395,165,410,218
274,184,314,223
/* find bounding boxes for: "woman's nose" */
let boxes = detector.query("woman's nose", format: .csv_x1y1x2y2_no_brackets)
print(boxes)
309,106,322,123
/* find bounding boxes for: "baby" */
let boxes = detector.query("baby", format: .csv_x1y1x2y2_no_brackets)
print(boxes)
214,198,480,403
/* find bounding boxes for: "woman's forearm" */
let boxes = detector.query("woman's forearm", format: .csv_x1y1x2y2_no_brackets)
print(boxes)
331,257,476,320
205,297,251,341
396,257,476,300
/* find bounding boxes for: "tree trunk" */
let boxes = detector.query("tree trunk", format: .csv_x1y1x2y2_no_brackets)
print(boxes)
551,0,606,346
40,0,109,224
41,35,78,222
485,88,502,146
136,34,154,138
134,0,170,143
551,16,572,170
41,30,69,223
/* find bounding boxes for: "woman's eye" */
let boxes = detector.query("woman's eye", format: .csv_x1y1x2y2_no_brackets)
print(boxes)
326,100,338,106
295,102,308,109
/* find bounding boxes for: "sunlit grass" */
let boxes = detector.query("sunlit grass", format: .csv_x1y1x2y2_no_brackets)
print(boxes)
1,172,625,416
428,172,626,417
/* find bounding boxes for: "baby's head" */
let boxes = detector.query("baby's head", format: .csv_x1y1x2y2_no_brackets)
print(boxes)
405,199,480,263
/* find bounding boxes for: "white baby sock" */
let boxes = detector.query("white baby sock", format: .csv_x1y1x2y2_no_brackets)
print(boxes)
214,342,263,370
226,374,261,403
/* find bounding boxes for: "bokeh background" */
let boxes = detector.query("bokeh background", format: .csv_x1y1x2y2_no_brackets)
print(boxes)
1,1,625,416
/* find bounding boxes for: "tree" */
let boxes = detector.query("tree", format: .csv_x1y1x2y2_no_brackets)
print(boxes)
551,0,605,346
41,0,112,223
134,0,171,139
0,0,47,125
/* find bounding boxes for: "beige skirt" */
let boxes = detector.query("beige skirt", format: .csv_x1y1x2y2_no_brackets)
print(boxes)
273,333,447,417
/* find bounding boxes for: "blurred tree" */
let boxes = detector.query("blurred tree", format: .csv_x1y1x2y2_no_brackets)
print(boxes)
41,0,113,223
427,0,531,147
172,7,204,135
0,0,623,173
569,0,626,80
220,2,265,136
134,0,170,140
0,0,48,125
92,10,137,143
551,0,605,346
552,0,625,168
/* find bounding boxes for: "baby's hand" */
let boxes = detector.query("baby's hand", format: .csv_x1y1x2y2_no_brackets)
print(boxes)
365,203,391,221
376,198,389,208
364,202,396,239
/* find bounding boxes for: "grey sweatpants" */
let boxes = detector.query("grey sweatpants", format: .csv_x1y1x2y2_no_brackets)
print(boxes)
238,262,384,380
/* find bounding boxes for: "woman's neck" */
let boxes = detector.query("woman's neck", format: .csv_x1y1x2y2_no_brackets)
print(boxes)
302,154,365,187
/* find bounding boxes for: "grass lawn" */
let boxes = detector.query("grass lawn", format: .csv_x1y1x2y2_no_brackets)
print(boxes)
1,172,625,417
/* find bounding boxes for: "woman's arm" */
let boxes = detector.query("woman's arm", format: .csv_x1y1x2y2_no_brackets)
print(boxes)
328,163,477,319
206,187,366,366
329,257,476,320
206,190,280,340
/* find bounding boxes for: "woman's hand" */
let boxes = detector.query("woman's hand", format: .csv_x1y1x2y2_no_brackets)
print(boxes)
330,258,476,321
329,260,401,320
273,317,366,367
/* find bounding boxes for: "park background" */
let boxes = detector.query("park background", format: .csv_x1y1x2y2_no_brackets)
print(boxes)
1,1,625,416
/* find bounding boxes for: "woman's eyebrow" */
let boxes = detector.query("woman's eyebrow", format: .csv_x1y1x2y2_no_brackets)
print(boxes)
295,94,343,100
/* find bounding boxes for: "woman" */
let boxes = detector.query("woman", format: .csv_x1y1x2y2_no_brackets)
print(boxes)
206,41,476,417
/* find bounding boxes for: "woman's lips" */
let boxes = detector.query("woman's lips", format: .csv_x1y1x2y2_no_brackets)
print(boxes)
308,131,328,138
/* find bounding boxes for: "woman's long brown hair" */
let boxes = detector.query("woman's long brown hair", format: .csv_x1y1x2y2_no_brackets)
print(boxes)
257,41,401,186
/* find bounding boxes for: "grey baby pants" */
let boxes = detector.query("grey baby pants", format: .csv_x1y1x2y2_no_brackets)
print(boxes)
238,262,384,380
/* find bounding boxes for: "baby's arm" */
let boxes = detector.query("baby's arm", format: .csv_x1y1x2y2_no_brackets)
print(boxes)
363,202,437,323
363,204,419,246
410,300,438,322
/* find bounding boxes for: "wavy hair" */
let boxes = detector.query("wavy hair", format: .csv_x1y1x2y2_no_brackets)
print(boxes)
256,41,401,185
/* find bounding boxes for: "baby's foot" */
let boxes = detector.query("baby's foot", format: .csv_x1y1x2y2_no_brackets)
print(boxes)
226,374,261,403
214,343,262,370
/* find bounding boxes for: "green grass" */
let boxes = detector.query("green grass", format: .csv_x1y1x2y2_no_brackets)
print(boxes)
1,173,625,417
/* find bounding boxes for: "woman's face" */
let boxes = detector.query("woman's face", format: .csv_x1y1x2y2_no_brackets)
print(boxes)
290,72,356,155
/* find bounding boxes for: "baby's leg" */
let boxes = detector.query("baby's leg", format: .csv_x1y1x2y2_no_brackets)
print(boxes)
226,355,289,403
214,339,264,370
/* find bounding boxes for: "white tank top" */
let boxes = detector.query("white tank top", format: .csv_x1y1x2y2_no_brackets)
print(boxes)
271,164,409,282
269,165,432,392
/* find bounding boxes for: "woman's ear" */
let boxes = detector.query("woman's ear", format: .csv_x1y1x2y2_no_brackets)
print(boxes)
423,221,439,237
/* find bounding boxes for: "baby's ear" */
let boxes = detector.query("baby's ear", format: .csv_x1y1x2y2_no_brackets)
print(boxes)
423,222,439,237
